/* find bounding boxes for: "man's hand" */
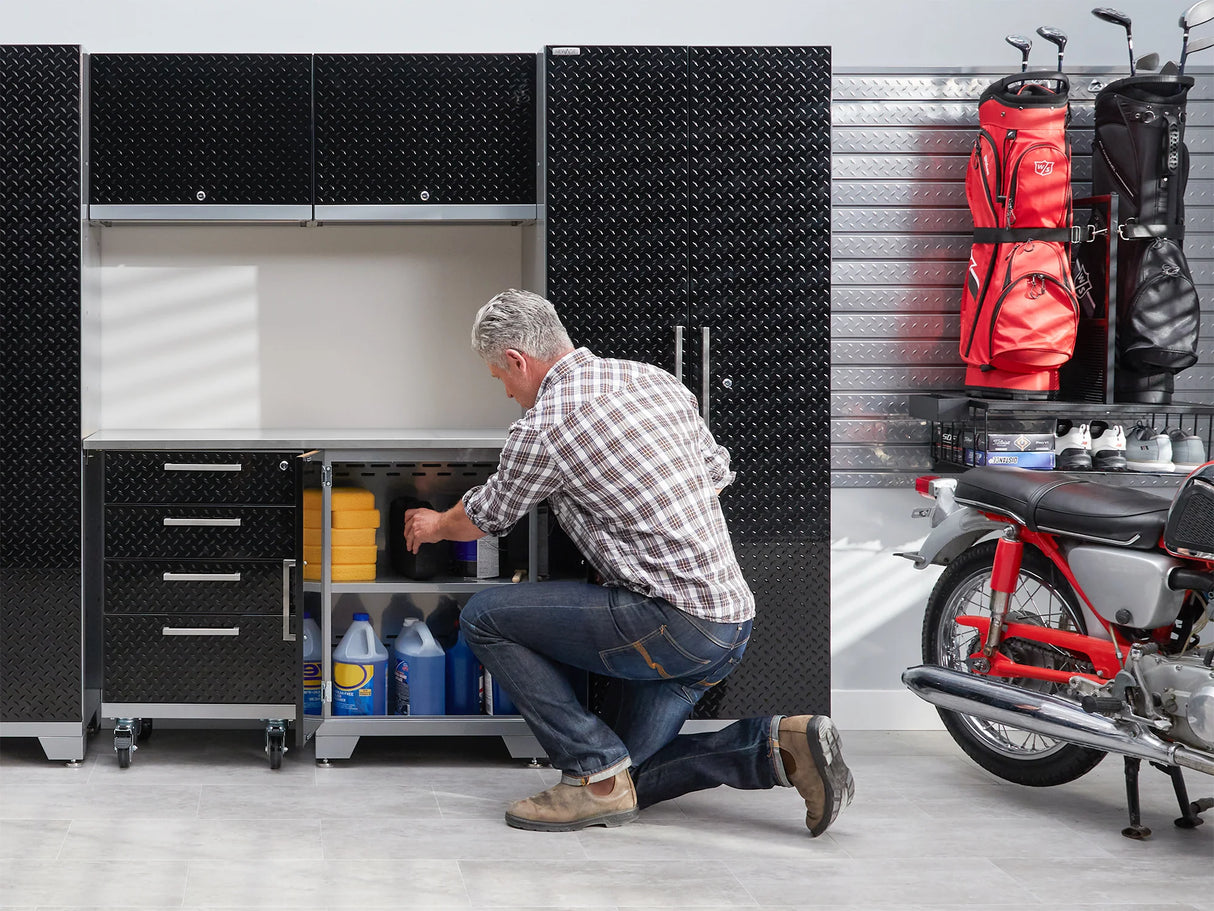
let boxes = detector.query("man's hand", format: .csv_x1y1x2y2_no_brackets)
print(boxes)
403,507,444,554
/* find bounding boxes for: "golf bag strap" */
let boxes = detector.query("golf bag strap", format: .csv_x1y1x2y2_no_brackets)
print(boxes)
973,227,1073,244
1117,222,1185,241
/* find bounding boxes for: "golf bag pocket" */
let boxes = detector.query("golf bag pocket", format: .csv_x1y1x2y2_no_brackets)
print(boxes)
967,135,1070,232
978,241,1079,373
1120,238,1200,374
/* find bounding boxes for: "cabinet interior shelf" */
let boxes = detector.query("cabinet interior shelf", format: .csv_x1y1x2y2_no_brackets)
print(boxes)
303,576,520,595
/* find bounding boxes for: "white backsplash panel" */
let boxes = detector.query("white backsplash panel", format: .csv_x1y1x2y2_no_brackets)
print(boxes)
96,224,526,431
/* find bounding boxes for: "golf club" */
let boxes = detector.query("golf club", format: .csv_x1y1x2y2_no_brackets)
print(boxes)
1161,60,1181,75
1135,52,1161,71
1036,26,1068,71
1183,32,1214,71
1006,34,1032,72
1092,7,1135,74
1180,0,1214,74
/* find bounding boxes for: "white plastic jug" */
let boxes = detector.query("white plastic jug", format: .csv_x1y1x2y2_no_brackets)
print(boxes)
392,618,446,715
333,612,388,715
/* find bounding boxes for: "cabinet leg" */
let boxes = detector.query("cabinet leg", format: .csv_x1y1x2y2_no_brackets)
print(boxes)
37,735,86,764
314,734,359,761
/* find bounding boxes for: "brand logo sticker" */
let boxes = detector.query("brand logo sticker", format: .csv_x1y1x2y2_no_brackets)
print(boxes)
1034,161,1054,176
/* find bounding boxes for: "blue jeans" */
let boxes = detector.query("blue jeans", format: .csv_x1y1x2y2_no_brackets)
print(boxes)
460,581,782,808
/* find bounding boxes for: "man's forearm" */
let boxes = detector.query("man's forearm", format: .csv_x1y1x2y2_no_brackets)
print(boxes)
439,501,486,542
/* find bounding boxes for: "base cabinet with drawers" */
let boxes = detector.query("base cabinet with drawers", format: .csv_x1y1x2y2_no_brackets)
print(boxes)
99,450,303,768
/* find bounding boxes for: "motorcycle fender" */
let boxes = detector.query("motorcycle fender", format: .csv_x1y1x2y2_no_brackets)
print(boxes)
900,505,1007,569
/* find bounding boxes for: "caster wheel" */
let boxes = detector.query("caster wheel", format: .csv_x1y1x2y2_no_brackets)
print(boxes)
117,746,131,769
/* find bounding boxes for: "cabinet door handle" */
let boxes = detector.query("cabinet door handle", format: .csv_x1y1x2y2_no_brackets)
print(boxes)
162,626,240,637
282,559,297,643
701,326,711,423
674,325,685,384
163,462,242,472
161,572,242,582
162,517,243,528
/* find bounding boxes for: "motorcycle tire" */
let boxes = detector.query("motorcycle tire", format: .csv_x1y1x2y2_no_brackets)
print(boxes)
922,540,1106,787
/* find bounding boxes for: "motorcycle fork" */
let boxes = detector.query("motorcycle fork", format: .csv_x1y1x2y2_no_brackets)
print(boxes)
982,526,1025,659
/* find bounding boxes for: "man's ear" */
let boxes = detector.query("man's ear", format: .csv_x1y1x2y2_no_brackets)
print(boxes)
504,349,527,372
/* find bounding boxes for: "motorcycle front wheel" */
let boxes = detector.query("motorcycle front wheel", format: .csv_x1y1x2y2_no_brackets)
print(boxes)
922,540,1106,786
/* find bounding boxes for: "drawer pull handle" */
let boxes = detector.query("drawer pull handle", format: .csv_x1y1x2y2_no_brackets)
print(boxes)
162,517,243,528
163,463,242,472
161,572,242,582
162,626,240,637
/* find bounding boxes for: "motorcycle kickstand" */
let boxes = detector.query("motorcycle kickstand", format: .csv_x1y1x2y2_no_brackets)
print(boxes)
1121,756,1152,839
1150,762,1207,829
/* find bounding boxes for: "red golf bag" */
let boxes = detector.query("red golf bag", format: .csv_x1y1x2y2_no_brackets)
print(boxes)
959,72,1080,399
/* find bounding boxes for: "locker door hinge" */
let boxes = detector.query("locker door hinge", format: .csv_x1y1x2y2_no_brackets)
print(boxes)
322,681,333,703
321,465,333,488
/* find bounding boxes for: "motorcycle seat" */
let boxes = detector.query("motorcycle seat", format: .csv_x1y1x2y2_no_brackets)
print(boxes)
954,467,1170,549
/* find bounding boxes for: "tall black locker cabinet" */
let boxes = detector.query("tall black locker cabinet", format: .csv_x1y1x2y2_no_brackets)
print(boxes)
544,46,832,717
0,45,93,760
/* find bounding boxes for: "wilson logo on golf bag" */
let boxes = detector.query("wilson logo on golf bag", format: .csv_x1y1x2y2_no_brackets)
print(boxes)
959,72,1079,399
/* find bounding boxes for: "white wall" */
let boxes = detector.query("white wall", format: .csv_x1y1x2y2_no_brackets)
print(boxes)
9,0,1200,70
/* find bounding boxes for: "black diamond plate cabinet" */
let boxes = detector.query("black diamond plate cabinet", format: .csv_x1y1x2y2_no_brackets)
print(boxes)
544,46,832,717
88,54,312,220
100,450,303,767
0,45,94,761
314,54,536,217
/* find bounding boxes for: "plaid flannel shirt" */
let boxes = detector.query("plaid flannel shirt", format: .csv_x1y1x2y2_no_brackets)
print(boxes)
463,348,755,623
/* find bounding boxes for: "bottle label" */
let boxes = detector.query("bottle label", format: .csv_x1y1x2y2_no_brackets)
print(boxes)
303,660,322,716
393,656,411,715
333,661,385,715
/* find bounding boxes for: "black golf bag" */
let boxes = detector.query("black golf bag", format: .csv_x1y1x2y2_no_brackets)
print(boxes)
1091,75,1201,404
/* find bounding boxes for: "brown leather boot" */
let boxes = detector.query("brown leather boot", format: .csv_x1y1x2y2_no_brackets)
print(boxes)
778,715,855,836
505,769,639,832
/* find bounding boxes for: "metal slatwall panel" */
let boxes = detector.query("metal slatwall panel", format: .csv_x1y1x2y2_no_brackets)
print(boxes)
831,68,1214,489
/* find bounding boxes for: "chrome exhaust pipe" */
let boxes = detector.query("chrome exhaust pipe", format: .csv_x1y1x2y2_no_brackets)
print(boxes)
903,664,1214,776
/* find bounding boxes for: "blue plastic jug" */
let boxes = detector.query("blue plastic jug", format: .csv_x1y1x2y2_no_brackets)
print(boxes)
392,618,446,716
333,612,388,716
445,627,479,715
302,612,322,716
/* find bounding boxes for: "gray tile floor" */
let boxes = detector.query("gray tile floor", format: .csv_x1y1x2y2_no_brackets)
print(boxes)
1,727,1210,910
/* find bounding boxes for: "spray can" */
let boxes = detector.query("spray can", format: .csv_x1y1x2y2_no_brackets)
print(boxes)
332,612,388,715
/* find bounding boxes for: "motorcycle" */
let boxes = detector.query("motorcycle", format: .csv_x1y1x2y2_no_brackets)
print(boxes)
899,462,1214,838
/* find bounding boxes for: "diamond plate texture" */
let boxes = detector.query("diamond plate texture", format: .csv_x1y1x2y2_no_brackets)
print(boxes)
544,46,690,368
694,540,830,718
88,54,311,205
104,561,287,615
0,45,83,723
314,54,536,205
105,506,295,559
690,46,831,540
103,614,296,703
547,47,832,716
104,451,295,504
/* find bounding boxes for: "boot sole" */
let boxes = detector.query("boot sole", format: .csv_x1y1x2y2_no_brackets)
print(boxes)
505,806,639,832
805,716,855,838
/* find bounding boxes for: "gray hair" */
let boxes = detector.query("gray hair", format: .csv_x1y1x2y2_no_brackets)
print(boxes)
471,289,574,365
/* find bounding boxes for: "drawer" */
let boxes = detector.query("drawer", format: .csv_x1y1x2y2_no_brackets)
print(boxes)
106,505,295,559
103,613,297,704
105,560,291,615
104,451,296,505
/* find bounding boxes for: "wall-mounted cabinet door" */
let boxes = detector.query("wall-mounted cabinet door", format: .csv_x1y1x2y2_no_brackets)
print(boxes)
88,53,312,221
313,53,536,222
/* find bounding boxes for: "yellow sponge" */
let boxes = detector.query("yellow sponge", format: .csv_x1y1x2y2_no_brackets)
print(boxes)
303,562,377,582
303,527,376,548
303,544,379,565
331,509,380,529
303,488,375,510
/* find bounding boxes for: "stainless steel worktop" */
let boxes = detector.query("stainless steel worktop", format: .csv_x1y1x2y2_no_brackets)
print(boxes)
82,429,509,451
